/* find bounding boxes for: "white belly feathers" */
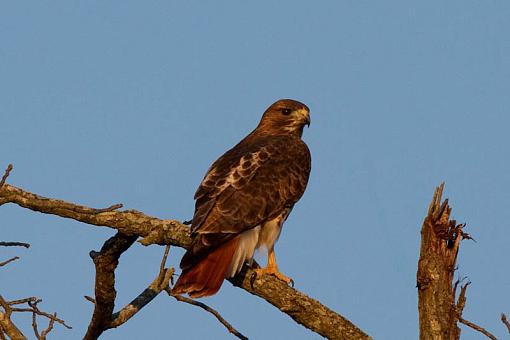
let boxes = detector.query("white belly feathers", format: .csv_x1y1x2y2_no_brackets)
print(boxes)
225,213,286,278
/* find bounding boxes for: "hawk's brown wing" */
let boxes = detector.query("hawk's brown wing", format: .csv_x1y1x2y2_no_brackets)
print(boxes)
180,134,310,269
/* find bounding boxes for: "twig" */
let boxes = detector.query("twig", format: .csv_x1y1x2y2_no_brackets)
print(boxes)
502,313,510,334
163,245,248,339
7,297,38,306
0,242,30,248
84,296,96,304
0,256,20,267
11,306,71,329
90,203,124,214
167,289,248,340
458,318,497,340
39,313,56,339
0,164,13,188
29,299,58,340
454,278,497,339
159,245,171,276
31,305,40,339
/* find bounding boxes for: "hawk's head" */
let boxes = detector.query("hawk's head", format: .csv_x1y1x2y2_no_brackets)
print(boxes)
256,99,311,137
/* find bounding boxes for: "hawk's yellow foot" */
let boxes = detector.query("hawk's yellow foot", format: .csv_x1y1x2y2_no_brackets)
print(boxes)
255,249,293,285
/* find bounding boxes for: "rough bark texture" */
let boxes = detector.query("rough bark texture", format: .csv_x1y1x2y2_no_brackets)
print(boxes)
230,267,368,339
84,233,137,340
0,184,190,248
416,183,467,340
0,183,371,340
84,234,173,339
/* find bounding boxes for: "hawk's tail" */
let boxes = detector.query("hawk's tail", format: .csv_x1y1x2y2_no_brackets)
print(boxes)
172,237,239,298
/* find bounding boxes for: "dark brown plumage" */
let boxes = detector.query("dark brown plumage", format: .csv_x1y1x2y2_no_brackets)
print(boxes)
172,99,311,298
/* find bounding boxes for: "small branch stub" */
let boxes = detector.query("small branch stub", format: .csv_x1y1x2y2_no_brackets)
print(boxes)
0,164,13,188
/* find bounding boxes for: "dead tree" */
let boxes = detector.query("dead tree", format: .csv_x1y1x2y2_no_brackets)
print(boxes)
2,164,509,339
417,183,505,340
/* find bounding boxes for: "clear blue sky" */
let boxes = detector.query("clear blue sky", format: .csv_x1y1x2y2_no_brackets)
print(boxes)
1,1,509,339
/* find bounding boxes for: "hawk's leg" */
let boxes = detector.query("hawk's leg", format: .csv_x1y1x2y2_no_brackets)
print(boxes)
255,248,293,285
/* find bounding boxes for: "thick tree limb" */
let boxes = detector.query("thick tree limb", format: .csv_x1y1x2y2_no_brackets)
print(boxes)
1,183,370,339
0,184,190,247
84,232,137,340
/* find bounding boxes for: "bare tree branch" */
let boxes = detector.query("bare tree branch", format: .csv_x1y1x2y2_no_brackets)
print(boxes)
1,183,371,340
502,313,510,334
1,235,70,339
39,313,56,340
83,237,174,338
10,305,71,329
168,289,248,340
458,318,497,340
31,306,40,339
107,267,174,329
163,245,248,340
0,164,13,189
0,183,190,247
28,299,59,340
84,296,96,304
83,232,137,340
7,297,38,306
0,256,20,267
0,242,30,248
452,283,497,340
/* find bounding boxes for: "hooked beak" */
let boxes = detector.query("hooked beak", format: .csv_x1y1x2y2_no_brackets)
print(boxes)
296,108,311,127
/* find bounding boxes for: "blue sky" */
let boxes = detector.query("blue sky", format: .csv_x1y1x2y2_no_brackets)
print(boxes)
1,1,509,339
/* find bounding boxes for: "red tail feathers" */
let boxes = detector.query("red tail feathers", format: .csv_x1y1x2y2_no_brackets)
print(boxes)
172,237,239,298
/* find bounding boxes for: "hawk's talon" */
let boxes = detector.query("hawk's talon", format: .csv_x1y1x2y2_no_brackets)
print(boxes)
254,267,293,286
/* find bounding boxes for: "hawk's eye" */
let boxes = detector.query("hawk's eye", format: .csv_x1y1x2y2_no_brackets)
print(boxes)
281,108,292,115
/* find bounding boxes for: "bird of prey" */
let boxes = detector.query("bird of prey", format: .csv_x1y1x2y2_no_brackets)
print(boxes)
172,99,311,298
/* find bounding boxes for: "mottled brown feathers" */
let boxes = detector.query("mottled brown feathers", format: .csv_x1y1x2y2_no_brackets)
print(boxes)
172,99,311,297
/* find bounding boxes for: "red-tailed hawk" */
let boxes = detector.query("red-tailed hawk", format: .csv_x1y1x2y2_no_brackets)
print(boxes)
172,99,311,298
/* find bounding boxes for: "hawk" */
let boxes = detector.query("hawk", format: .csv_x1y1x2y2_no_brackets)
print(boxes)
172,99,311,298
